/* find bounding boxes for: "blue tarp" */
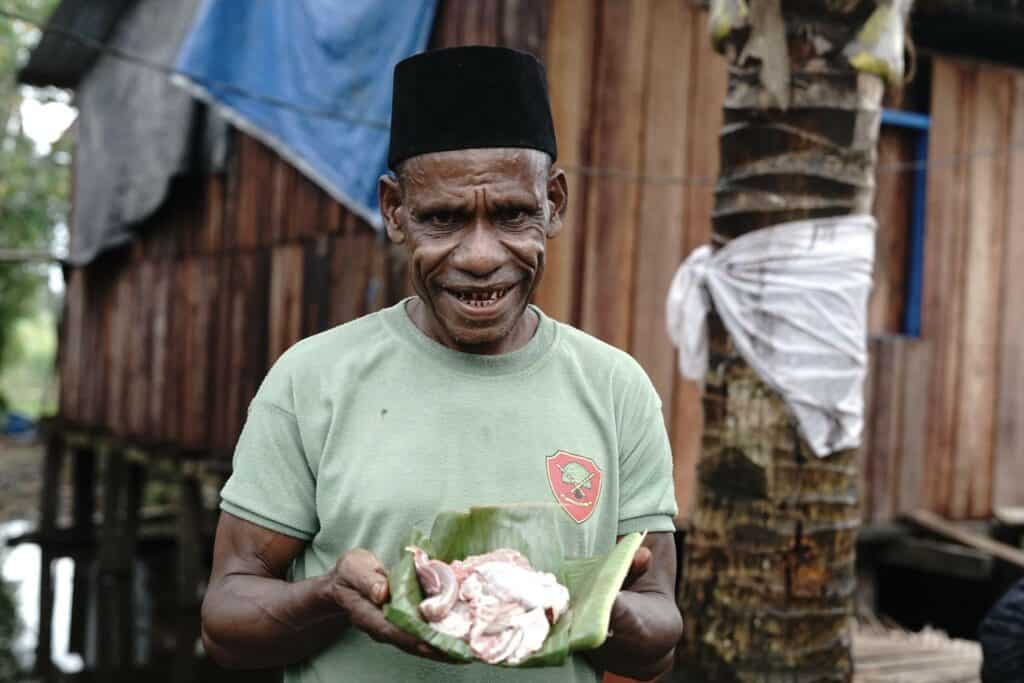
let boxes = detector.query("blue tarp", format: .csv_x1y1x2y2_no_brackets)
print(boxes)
175,0,438,227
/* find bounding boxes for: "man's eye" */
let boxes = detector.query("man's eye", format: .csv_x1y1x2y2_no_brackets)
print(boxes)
427,212,459,227
498,209,529,225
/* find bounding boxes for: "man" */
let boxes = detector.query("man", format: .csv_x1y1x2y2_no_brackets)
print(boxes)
200,46,683,682
979,578,1024,682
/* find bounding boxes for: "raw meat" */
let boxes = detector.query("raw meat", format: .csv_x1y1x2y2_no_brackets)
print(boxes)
406,546,570,664
407,547,459,622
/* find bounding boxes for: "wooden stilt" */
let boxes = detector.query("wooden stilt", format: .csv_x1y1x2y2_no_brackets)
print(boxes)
97,450,146,675
34,430,65,680
96,448,124,678
172,473,203,683
69,447,96,656
118,462,146,668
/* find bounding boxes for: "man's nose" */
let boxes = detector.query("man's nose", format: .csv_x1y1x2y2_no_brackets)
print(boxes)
451,222,504,277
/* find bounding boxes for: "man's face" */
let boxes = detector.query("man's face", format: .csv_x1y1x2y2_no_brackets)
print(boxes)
379,148,567,352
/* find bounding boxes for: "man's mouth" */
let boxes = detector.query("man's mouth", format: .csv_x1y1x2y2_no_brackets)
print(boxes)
445,286,513,309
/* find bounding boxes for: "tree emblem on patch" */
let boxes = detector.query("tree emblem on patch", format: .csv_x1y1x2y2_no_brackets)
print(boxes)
546,451,603,524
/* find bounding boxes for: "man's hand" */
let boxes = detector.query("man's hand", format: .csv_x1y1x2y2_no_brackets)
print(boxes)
202,512,452,670
326,548,450,662
586,533,683,681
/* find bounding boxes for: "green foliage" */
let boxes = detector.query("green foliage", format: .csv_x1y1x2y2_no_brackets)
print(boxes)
0,0,69,411
0,307,57,416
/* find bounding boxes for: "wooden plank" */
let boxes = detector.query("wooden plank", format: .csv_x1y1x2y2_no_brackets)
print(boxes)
896,340,932,516
223,251,271,451
860,338,881,523
176,178,200,258
683,8,724,254
498,0,548,55
181,258,219,449
68,447,96,656
533,0,595,324
671,379,702,524
209,254,234,453
167,261,190,443
323,198,344,234
267,154,293,245
202,173,225,254
630,0,694,424
92,270,115,428
126,262,150,438
105,267,130,436
61,268,85,422
904,509,1024,571
96,449,124,678
922,58,970,516
868,129,913,335
869,337,905,522
879,537,993,581
171,475,203,683
235,135,274,249
670,9,726,523
579,0,650,348
303,235,332,336
328,228,375,327
449,0,498,45
993,73,1024,510
299,173,329,241
220,139,241,253
956,66,1012,519
117,463,145,667
268,244,305,365
148,260,172,440
430,0,494,48
34,432,64,678
363,235,386,315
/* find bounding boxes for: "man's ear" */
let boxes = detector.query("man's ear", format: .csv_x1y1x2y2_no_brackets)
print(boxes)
379,174,405,244
545,167,568,239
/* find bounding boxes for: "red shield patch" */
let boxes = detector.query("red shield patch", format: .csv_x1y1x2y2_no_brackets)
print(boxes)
546,451,603,524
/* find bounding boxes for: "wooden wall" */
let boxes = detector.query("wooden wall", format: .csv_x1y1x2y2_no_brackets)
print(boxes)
58,4,1021,523
922,56,1024,519
58,155,390,455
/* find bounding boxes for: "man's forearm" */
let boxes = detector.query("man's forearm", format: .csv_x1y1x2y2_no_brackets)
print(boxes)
201,572,347,669
586,591,683,681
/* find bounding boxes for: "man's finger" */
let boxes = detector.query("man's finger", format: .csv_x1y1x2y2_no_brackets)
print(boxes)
338,549,390,604
345,593,459,662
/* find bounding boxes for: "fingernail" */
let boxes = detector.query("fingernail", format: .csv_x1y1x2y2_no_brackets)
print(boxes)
373,583,386,603
418,644,434,656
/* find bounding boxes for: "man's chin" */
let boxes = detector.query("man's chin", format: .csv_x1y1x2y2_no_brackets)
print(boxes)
447,322,515,349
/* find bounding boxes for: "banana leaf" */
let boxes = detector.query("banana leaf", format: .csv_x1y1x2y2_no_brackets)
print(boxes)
383,504,644,667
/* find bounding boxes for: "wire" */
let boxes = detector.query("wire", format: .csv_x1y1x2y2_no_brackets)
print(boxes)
3,5,1024,187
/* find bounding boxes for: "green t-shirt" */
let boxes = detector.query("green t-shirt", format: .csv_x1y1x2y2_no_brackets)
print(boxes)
221,298,677,682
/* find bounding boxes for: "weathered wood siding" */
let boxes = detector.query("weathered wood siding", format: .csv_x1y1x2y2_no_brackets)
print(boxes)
56,5,1019,522
922,56,1024,519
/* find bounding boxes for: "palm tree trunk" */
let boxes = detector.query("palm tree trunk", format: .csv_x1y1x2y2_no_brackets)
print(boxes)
677,2,910,681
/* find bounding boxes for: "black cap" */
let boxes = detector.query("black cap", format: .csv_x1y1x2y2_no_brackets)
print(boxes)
387,46,558,170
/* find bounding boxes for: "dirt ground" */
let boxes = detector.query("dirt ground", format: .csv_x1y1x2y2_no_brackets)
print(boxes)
0,436,42,528
0,437,43,526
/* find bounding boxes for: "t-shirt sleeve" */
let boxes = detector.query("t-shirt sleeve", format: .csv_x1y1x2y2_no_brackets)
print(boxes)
220,396,320,542
616,359,679,536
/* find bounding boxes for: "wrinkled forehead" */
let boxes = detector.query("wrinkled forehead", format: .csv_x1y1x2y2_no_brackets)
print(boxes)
399,148,550,198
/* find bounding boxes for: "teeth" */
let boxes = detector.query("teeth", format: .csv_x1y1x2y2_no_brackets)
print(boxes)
453,288,508,307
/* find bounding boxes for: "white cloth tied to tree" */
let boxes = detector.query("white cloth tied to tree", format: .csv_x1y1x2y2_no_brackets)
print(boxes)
665,215,877,458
